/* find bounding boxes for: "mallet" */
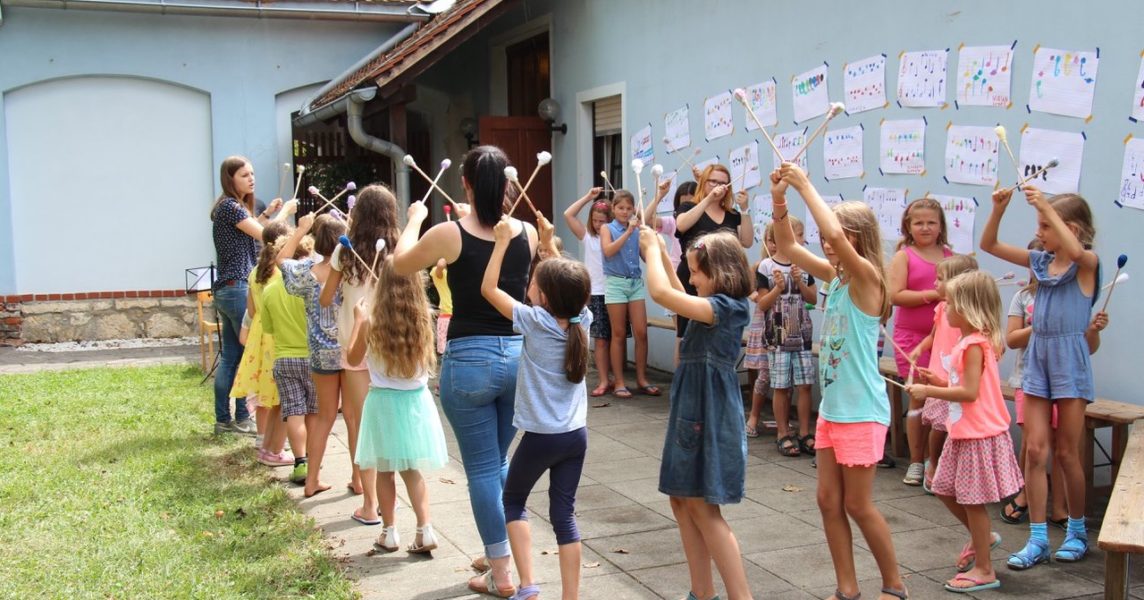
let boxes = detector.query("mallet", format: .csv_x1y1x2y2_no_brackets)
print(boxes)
291,164,306,202
1100,254,1128,312
600,170,619,196
650,163,664,212
314,182,357,215
418,159,452,205
403,155,460,208
1102,272,1129,291
995,271,1015,283
733,88,784,161
881,324,918,371
631,159,646,218
443,204,452,221
994,125,1024,185
520,151,552,197
367,238,386,284
505,166,539,216
789,102,847,164
1005,159,1059,193
337,235,376,281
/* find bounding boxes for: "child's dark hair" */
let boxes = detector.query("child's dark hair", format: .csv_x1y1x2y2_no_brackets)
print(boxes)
688,231,753,298
344,184,398,285
311,214,347,257
612,189,635,209
461,145,509,228
533,257,591,383
255,221,290,284
1048,193,1095,249
211,156,254,219
896,197,949,251
674,181,698,212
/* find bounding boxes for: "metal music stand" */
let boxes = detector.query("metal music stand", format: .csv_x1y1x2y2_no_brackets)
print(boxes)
185,264,221,384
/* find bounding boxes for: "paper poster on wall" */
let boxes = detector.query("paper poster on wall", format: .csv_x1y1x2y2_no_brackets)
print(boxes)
898,49,949,107
656,170,680,213
880,119,926,174
750,193,774,245
631,123,654,167
1118,137,1144,211
945,125,999,186
664,105,691,152
730,141,763,190
772,129,808,171
805,194,844,245
1028,47,1099,119
863,187,908,241
694,155,721,176
744,79,779,130
1017,127,1084,194
930,194,976,254
956,45,1014,107
1131,56,1144,123
704,91,734,141
824,125,864,180
792,64,830,123
844,54,887,114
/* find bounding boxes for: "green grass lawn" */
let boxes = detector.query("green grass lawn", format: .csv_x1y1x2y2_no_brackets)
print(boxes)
0,365,356,599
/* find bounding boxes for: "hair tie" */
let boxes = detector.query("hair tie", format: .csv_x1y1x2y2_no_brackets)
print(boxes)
593,202,609,210
569,316,582,324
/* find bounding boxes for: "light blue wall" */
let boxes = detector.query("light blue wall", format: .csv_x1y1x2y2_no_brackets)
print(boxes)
0,6,405,292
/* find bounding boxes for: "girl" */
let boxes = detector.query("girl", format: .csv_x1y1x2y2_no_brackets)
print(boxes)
347,257,448,555
639,226,754,600
599,190,657,398
771,163,907,600
646,180,698,367
320,184,400,499
887,198,952,486
981,186,1101,569
906,271,1022,593
482,219,591,600
563,187,629,397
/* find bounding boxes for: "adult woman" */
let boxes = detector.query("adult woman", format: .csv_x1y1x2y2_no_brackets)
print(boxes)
393,146,537,597
674,164,753,336
209,156,295,434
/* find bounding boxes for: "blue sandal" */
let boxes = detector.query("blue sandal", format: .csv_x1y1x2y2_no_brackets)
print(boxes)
1007,538,1050,570
1054,532,1088,562
510,584,540,600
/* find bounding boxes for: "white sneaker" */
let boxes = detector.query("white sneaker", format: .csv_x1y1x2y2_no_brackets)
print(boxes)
903,462,925,486
232,419,257,436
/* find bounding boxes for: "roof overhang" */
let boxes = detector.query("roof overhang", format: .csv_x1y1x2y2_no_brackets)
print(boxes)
1,0,432,22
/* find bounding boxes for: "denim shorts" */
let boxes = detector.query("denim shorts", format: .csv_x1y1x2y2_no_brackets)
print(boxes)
604,276,646,304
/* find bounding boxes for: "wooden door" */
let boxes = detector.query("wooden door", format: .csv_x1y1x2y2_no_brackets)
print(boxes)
478,116,552,224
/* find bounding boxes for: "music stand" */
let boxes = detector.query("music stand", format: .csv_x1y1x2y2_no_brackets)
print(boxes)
186,264,221,384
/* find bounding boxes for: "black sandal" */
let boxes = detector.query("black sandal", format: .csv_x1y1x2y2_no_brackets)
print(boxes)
1000,496,1029,524
798,433,817,456
776,434,801,457
881,586,908,599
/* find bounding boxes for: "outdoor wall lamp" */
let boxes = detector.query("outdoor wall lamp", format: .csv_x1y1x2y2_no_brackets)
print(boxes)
538,98,567,134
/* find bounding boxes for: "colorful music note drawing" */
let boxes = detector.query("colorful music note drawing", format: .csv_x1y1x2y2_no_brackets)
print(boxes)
1118,137,1144,211
1017,127,1084,195
704,91,734,141
773,129,808,171
956,45,1014,107
745,79,778,130
1132,56,1144,123
631,123,654,167
880,119,926,175
730,141,762,190
845,54,887,114
898,49,949,107
1028,47,1099,119
664,105,691,152
945,125,999,186
793,64,830,123
750,193,774,245
863,187,907,241
929,194,976,254
804,194,844,245
824,126,864,180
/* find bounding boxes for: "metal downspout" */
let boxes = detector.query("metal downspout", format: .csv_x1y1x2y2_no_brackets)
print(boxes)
346,90,411,209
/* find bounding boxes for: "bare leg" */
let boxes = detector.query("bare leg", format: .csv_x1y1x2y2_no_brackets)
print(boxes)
507,520,534,590
607,303,630,391
557,541,582,600
341,369,369,494
926,429,946,483
840,463,905,598
305,372,340,496
255,404,269,436
285,414,307,460
357,467,379,523
1053,399,1088,520
948,505,998,589
774,387,793,446
1022,397,1054,524
684,499,753,600
747,388,764,435
795,385,813,439
628,300,651,388
816,449,859,599
669,496,716,600
906,398,925,465
592,337,611,393
377,471,397,525
263,406,287,454
399,469,431,543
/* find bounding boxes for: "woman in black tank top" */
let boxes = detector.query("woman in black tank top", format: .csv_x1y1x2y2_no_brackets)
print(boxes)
393,146,536,596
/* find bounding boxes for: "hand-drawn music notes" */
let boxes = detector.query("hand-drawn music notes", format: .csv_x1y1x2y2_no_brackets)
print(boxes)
750,193,774,245
664,105,691,152
1118,137,1144,211
793,64,830,123
773,129,808,171
656,170,680,213
945,124,999,186
1028,47,1099,120
804,194,844,245
956,45,1014,107
930,194,976,254
824,125,864,180
745,79,779,130
845,55,888,114
1018,127,1084,195
863,187,907,241
631,123,654,167
880,119,926,175
898,49,949,107
730,141,762,190
1131,56,1144,123
704,91,734,141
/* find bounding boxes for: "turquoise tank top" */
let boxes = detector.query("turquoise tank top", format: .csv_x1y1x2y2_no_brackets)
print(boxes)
819,278,891,426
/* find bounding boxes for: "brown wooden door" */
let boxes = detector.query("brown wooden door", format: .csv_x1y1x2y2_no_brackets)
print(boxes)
479,116,552,224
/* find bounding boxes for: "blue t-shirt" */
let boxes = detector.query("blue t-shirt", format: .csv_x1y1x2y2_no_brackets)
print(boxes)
512,303,593,434
603,220,641,279
280,257,342,371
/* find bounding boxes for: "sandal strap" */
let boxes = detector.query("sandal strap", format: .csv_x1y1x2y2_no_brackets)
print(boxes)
881,586,908,599
833,589,861,600
509,585,540,600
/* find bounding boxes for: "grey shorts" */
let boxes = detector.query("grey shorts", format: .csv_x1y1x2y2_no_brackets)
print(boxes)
274,357,317,419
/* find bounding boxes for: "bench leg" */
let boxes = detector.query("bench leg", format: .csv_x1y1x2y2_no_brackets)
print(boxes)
887,382,907,459
1104,551,1128,600
1111,424,1129,485
1084,425,1096,518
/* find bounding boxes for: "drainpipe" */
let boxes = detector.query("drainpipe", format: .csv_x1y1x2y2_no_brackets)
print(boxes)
346,89,411,208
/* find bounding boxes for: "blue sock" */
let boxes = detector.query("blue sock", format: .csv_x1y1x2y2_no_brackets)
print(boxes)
1067,517,1087,537
1030,522,1049,545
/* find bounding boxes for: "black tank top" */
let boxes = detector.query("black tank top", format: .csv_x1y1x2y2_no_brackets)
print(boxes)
447,221,532,339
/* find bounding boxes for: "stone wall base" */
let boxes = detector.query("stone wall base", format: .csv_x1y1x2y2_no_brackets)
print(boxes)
2,292,199,345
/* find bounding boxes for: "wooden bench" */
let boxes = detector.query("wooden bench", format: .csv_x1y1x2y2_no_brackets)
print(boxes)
1098,428,1144,600
1086,399,1144,518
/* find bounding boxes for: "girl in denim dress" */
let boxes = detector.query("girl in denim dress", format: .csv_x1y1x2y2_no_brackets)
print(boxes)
640,227,754,600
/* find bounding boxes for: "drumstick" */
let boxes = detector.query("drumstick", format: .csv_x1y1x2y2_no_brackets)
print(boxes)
880,324,918,369
1005,159,1059,193
789,102,846,164
403,154,460,208
732,88,784,160
994,126,1024,185
520,151,552,198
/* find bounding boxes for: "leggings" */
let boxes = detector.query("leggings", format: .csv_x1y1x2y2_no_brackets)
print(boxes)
502,428,588,545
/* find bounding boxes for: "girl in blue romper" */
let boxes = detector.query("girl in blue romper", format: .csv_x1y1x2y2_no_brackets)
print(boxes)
980,185,1101,569
639,227,753,600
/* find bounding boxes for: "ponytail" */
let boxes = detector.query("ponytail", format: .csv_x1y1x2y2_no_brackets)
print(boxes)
255,221,290,284
531,258,592,384
462,145,509,228
564,319,588,383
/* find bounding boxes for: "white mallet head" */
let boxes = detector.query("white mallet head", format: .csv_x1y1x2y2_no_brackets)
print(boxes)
600,170,610,180
994,125,1008,142
375,239,386,253
651,164,664,177
345,181,357,191
631,159,644,174
282,163,291,170
733,88,748,102
828,102,846,117
308,185,319,195
296,164,306,174
402,154,416,167
440,158,452,170
537,151,552,166
504,166,519,182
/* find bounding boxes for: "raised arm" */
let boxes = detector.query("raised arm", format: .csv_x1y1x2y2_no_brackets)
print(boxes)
769,169,834,284
733,190,753,248
536,214,560,259
644,179,671,226
276,212,314,265
563,187,602,241
676,185,723,233
392,201,460,276
1025,185,1099,271
480,220,520,321
979,188,1030,268
639,227,713,324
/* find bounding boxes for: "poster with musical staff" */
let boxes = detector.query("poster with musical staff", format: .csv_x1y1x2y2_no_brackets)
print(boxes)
1131,56,1144,123
656,170,680,213
664,105,691,152
805,194,844,245
930,194,976,254
1017,127,1084,195
880,119,926,174
793,63,830,123
750,193,774,245
898,49,949,107
845,54,887,114
745,79,779,130
1028,47,1099,119
956,45,1014,107
824,125,864,180
863,187,908,241
945,125,999,186
730,141,762,190
704,91,734,140
1118,137,1144,211
631,123,654,167
773,129,808,171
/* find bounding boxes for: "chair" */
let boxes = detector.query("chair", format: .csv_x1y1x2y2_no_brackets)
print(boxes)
196,291,220,373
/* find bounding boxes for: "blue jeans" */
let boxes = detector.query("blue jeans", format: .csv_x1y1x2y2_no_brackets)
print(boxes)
439,335,521,559
213,283,250,424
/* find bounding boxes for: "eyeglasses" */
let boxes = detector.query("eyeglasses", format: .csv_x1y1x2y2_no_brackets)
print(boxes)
705,179,730,186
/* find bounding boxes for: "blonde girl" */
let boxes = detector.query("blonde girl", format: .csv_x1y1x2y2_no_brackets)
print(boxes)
771,163,907,600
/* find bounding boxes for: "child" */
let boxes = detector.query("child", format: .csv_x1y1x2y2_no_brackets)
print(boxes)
888,198,953,485
320,184,399,498
482,218,591,600
432,258,452,355
906,254,978,490
646,180,698,367
277,212,347,498
980,185,1100,569
907,271,1022,592
771,163,908,600
600,190,657,398
743,252,771,440
639,226,754,600
563,187,631,397
347,257,448,553
755,219,817,454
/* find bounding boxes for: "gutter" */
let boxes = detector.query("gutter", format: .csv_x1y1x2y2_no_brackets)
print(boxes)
338,88,411,209
1,0,432,22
